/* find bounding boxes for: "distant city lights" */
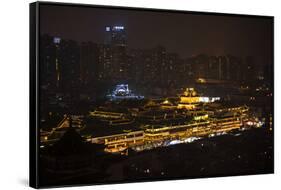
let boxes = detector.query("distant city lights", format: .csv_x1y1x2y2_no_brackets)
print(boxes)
197,78,206,83
106,84,144,101
199,97,220,103
53,37,61,44
113,26,124,30
105,26,111,31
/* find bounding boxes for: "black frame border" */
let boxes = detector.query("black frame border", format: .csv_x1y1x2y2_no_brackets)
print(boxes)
29,1,274,189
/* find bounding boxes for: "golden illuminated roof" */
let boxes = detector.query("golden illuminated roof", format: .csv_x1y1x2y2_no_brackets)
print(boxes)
182,88,197,97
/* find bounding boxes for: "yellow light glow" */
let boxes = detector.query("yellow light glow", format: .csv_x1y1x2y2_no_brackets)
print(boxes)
194,114,208,121
163,99,170,104
197,78,206,83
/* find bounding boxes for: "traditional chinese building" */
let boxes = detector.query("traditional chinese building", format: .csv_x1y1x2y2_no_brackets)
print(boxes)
177,88,200,109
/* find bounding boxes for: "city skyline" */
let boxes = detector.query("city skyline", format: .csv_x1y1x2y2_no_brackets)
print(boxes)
40,4,273,62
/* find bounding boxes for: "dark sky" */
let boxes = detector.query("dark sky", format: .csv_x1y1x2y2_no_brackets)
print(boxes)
40,4,273,62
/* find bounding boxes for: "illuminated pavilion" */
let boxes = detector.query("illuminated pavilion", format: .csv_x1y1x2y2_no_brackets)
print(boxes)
177,88,200,110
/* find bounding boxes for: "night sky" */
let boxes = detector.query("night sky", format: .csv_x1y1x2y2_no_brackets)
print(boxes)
40,4,273,62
